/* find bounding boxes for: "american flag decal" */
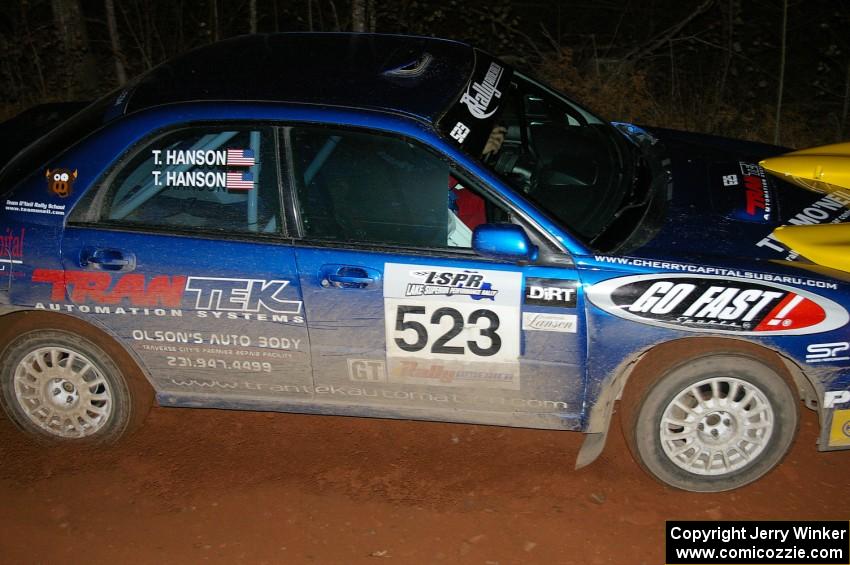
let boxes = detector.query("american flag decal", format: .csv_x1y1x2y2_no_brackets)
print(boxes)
226,148,256,166
225,171,254,190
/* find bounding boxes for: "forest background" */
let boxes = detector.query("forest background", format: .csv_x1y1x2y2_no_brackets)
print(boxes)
1,0,848,149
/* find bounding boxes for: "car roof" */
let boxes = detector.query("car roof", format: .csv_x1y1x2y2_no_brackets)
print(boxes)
124,33,476,122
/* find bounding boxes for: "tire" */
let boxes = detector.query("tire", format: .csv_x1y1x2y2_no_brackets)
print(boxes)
0,328,152,443
621,354,798,492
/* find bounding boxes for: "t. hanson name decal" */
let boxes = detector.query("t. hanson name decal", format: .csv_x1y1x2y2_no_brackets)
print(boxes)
588,274,848,335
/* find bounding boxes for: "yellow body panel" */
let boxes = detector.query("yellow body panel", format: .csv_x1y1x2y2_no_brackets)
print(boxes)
773,223,850,273
760,142,850,193
829,409,850,447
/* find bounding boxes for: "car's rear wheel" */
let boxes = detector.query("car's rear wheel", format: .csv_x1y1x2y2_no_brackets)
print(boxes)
621,354,798,492
0,328,151,443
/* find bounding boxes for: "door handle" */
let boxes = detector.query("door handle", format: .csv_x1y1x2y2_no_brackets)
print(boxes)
319,265,380,289
80,248,136,271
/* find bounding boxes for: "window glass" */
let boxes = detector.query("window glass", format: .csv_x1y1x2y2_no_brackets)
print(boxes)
291,127,507,248
101,127,280,234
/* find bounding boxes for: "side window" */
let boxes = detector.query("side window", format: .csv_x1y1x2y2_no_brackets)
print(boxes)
290,127,508,248
100,127,281,234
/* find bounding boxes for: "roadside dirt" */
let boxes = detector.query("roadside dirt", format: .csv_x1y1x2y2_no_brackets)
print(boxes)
0,404,847,564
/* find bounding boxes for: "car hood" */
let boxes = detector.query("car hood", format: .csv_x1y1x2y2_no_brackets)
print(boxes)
625,127,850,267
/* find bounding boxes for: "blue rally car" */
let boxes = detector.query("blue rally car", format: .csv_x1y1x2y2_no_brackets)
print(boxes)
1,33,849,492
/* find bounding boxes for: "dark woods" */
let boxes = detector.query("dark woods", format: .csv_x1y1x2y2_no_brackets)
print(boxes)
1,0,848,148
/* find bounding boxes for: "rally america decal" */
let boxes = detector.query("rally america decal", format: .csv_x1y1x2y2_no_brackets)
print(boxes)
439,54,513,152
587,274,848,335
383,263,521,389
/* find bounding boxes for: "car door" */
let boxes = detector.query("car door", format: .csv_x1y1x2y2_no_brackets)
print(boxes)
55,124,313,406
285,125,586,429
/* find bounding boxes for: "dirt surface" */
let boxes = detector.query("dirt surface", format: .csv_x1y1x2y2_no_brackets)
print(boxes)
0,404,847,564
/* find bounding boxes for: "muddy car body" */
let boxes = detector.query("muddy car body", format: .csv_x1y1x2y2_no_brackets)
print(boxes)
1,33,849,492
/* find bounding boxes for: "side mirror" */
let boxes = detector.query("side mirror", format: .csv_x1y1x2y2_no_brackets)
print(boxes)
472,223,539,263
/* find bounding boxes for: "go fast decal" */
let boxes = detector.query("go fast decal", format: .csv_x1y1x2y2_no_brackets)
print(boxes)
383,263,522,389
588,274,848,335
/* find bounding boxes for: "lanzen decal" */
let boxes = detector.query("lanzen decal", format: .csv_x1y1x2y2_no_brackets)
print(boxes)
524,278,577,308
588,274,848,335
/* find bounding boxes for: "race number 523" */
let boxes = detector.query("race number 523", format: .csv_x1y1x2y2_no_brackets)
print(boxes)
385,300,519,363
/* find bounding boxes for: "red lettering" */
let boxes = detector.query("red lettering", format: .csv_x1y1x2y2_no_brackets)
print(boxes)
32,269,66,301
66,271,111,302
143,275,187,307
32,270,188,307
744,176,766,215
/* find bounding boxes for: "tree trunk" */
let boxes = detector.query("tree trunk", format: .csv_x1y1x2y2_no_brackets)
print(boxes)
367,0,376,32
840,61,850,140
250,0,258,33
51,0,99,98
773,0,788,145
105,0,127,86
351,0,366,32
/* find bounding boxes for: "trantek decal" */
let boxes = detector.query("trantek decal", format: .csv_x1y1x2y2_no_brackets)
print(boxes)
524,278,577,308
4,200,66,216
31,269,304,322
185,277,300,313
0,227,25,265
591,256,837,290
824,391,850,408
828,409,850,447
738,162,773,222
806,342,850,364
460,62,503,119
46,168,77,198
587,274,849,335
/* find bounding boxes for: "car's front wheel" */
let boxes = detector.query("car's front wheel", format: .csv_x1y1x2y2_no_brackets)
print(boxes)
622,354,799,492
0,328,151,443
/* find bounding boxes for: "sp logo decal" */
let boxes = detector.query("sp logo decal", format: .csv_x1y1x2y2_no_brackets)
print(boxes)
587,274,848,335
46,168,77,198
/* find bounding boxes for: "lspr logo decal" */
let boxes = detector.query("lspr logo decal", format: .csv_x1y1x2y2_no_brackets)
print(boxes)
588,274,848,335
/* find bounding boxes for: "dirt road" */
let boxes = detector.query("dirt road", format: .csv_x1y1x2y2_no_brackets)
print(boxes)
0,404,847,564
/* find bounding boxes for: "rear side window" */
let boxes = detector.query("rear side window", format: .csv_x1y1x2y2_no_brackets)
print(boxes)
290,127,508,248
99,127,281,234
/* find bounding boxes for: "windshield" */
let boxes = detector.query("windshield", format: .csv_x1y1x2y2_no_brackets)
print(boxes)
438,57,654,251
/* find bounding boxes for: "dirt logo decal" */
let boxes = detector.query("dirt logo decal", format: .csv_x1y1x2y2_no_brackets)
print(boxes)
588,274,848,335
45,168,77,198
